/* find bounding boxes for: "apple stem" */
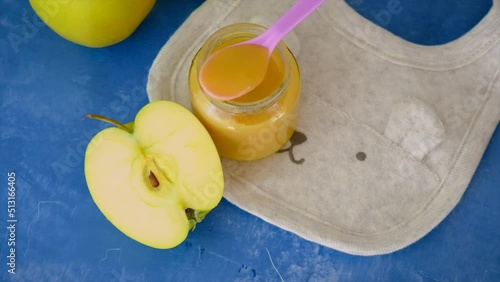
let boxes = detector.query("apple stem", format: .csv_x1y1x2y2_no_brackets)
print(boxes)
84,114,132,134
186,209,209,231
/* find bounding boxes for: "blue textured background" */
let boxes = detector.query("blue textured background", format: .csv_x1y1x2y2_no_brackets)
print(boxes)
1,0,499,281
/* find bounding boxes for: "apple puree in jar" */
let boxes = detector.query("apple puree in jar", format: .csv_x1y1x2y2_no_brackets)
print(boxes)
189,23,301,161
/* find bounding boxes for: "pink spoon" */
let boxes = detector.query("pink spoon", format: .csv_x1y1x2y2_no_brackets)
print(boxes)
199,0,325,101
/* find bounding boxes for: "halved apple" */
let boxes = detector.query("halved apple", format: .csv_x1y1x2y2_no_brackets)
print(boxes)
84,100,224,249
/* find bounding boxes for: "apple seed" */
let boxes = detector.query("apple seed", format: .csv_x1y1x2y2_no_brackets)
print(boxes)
148,171,159,188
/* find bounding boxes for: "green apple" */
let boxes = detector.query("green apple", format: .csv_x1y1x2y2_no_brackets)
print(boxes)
84,100,224,249
29,0,156,48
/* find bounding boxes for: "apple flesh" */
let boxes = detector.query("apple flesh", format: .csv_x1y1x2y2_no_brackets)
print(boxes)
84,101,224,249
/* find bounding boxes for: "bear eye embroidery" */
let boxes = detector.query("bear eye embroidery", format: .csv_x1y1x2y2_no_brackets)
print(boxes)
356,152,367,161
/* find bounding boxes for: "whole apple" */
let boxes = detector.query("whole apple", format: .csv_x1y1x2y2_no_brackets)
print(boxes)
29,0,156,48
84,100,224,249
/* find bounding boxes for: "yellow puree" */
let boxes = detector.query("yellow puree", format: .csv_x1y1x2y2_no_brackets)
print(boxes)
199,44,270,100
189,38,301,161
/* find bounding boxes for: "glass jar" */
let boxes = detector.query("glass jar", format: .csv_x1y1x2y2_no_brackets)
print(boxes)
188,23,301,161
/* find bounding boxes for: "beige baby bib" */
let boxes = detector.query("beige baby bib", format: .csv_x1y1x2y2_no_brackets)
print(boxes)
147,0,500,255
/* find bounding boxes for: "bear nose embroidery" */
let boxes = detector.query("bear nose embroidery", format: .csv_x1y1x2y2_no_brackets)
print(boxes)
278,130,307,164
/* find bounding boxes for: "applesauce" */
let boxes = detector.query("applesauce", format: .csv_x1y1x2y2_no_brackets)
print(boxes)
189,23,301,161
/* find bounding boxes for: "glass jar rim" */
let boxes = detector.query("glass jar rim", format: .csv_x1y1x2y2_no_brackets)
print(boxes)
195,23,292,114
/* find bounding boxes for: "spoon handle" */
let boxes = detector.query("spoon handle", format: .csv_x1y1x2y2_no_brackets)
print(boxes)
253,0,325,49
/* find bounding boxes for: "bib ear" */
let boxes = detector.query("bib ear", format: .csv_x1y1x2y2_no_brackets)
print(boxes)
384,98,445,160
